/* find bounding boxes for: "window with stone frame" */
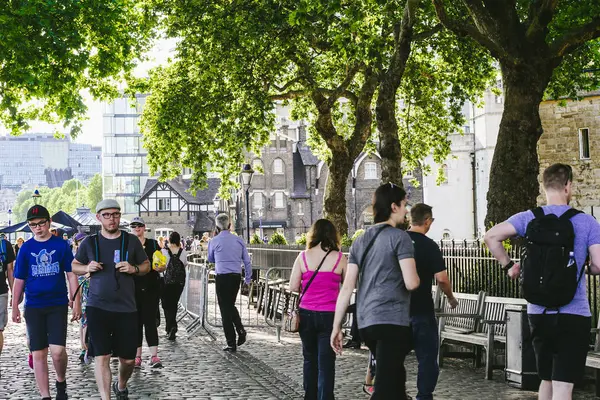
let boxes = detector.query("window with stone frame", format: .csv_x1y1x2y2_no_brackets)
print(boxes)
579,128,591,159
274,192,285,208
298,202,304,215
253,193,263,209
273,158,284,174
158,198,171,211
364,162,377,180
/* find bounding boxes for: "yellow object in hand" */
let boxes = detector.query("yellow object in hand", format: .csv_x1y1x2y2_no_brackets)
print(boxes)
152,250,167,271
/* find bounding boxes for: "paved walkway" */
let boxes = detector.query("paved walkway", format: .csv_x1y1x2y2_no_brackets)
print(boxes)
2,311,599,399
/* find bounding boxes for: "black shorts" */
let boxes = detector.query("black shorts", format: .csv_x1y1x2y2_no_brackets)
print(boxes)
528,313,591,383
25,305,68,351
87,306,138,360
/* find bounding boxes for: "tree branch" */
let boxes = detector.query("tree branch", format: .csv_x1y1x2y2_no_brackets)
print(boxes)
269,90,308,101
551,17,600,58
326,62,363,108
413,23,442,41
432,0,512,61
526,0,559,39
272,77,302,93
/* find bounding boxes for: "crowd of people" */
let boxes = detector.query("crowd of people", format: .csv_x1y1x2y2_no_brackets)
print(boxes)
1,163,599,400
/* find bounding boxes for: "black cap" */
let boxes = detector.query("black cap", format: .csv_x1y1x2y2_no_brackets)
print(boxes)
27,205,51,221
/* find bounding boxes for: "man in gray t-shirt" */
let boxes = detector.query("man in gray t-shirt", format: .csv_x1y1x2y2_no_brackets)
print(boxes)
72,199,149,400
349,225,415,329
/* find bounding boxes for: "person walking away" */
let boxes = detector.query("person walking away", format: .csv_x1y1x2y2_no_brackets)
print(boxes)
485,163,600,400
208,213,252,352
130,217,164,367
72,199,150,400
289,219,347,400
407,204,458,400
331,182,419,399
14,236,24,258
0,233,15,378
161,231,186,341
11,205,81,400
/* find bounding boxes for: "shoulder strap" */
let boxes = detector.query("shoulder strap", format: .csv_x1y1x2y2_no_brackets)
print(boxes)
176,248,183,258
93,234,100,262
301,251,309,272
120,231,129,262
167,247,174,257
532,207,545,219
331,251,343,272
359,224,392,272
299,249,333,304
559,208,583,221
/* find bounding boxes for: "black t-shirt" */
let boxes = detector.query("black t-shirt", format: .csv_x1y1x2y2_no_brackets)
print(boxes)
134,238,161,291
407,231,446,316
0,239,16,295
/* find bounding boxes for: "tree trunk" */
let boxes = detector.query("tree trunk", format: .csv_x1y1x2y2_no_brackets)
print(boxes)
323,154,354,235
377,82,404,187
484,61,553,227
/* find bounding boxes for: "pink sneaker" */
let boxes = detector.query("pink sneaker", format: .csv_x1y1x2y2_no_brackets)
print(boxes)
149,356,162,368
134,357,142,368
28,353,33,369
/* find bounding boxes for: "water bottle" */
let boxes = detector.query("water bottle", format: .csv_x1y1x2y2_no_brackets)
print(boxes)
567,251,576,268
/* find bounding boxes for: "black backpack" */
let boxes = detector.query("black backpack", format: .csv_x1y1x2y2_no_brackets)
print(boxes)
521,207,583,308
165,248,186,285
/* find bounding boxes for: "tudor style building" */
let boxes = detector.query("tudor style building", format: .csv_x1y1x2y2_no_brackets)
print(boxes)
136,178,221,238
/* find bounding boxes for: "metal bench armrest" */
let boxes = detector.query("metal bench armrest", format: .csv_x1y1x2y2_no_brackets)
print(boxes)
436,312,481,319
482,319,505,325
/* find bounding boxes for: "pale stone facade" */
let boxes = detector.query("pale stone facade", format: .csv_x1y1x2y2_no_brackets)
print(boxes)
538,91,600,216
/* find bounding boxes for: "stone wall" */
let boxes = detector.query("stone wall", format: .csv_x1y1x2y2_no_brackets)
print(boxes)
140,211,193,239
538,94,600,215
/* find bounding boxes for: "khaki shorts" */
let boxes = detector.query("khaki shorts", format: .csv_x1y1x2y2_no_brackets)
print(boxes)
0,293,8,330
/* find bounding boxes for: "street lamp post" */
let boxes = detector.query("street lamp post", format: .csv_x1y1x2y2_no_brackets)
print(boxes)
213,198,220,231
241,164,254,244
7,209,11,226
32,189,41,205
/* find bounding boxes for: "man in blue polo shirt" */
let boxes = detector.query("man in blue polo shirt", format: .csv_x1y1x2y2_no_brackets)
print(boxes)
208,213,252,352
12,205,81,400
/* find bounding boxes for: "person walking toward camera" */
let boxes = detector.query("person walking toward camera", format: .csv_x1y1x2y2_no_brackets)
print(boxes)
162,231,187,341
11,205,81,400
331,183,419,399
289,219,347,400
208,213,252,352
485,163,600,400
72,199,150,400
407,204,458,400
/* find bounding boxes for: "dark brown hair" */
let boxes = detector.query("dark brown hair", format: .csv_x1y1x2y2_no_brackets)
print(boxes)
169,231,181,247
543,163,573,191
410,203,433,226
307,219,340,251
373,182,407,223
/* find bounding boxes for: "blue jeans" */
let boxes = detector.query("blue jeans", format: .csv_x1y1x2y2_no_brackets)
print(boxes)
299,309,336,400
411,314,440,400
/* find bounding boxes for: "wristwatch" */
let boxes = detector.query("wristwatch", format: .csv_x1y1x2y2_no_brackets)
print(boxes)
134,265,140,275
503,260,515,271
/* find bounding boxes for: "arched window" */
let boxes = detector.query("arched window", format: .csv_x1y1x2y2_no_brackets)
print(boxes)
274,192,285,208
273,159,284,175
252,159,264,174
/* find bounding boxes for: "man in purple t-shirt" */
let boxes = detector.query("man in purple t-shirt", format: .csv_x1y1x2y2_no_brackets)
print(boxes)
485,163,600,400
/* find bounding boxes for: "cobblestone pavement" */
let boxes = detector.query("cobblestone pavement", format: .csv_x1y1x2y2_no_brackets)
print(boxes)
2,309,599,399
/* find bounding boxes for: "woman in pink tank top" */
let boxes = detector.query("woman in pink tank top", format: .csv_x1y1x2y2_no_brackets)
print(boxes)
289,219,347,400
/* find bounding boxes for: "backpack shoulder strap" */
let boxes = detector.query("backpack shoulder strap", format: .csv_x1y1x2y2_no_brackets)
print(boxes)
166,247,174,257
359,224,391,271
559,208,583,221
92,234,100,262
176,248,183,258
120,231,129,262
532,207,545,219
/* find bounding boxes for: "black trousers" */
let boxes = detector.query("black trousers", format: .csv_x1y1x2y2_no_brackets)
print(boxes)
360,324,412,400
216,273,245,347
161,283,184,334
136,287,160,347
346,303,361,342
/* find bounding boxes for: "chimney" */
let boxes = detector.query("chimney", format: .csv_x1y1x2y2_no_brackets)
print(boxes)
298,125,307,142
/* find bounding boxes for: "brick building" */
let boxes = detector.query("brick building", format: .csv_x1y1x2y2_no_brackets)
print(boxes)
238,122,423,243
538,90,600,215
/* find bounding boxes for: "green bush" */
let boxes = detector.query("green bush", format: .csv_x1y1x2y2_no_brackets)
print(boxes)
351,229,365,241
268,232,288,245
341,234,353,247
250,232,263,244
296,233,307,246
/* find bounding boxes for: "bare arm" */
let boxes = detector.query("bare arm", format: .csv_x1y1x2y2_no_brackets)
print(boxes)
136,259,151,276
483,222,517,267
72,259,91,276
588,244,600,275
7,261,14,293
11,278,25,322
288,254,303,293
400,258,419,291
331,263,358,354
435,270,453,298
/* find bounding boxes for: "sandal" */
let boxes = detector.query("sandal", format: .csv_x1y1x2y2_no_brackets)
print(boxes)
362,383,374,396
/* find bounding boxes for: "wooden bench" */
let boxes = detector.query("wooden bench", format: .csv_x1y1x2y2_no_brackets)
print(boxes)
585,313,600,397
438,291,486,368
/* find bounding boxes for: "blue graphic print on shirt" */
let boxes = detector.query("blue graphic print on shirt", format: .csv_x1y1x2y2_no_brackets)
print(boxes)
14,235,74,308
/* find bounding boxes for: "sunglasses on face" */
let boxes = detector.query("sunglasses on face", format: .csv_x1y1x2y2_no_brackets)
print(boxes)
28,220,49,228
130,224,145,229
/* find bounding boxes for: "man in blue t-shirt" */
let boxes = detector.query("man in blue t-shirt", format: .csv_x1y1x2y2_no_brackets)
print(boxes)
11,205,81,400
485,164,600,400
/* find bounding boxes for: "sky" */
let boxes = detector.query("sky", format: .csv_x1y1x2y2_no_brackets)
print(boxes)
2,38,178,147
